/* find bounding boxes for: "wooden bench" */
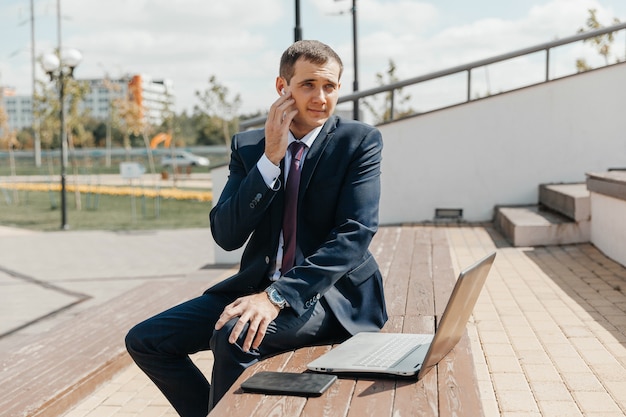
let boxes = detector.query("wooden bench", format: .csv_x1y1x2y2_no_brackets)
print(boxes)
209,225,484,417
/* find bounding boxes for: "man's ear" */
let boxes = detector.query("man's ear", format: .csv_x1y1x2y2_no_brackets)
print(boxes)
275,77,288,95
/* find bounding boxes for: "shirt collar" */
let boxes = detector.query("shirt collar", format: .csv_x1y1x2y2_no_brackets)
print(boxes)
288,125,323,149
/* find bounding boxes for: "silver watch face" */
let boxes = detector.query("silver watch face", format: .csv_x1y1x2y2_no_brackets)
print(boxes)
267,287,285,307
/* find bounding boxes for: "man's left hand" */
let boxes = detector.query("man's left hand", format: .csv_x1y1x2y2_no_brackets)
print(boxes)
214,292,280,352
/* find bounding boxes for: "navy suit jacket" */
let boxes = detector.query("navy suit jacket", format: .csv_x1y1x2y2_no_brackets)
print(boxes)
207,115,388,335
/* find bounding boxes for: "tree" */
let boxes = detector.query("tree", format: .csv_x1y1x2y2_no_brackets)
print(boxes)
33,78,60,150
194,75,242,148
16,128,35,149
0,92,20,150
576,9,621,72
66,79,93,148
113,95,145,152
362,59,414,124
0,90,14,147
168,111,198,145
1,86,21,203
84,117,123,148
33,71,91,149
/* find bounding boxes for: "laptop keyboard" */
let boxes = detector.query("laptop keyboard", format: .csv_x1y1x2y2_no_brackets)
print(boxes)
355,334,428,368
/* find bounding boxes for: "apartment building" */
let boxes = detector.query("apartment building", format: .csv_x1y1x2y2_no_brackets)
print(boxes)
0,87,33,131
0,74,174,131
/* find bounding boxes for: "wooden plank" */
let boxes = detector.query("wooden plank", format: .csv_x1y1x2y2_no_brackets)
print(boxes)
301,346,355,417
370,226,401,281
437,333,484,417
402,314,435,334
381,314,404,333
430,228,484,417
346,377,396,417
384,227,416,317
392,314,438,417
208,351,294,416
431,227,456,318
406,227,435,316
394,370,439,417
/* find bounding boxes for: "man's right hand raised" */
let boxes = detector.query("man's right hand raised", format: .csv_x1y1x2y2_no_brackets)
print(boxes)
264,91,297,165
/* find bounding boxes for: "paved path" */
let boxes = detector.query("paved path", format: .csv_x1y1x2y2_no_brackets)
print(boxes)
0,226,217,340
451,225,626,416
3,224,626,417
0,224,235,417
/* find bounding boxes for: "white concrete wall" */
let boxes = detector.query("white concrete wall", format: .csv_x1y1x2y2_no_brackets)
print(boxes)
590,192,626,268
211,165,244,265
378,63,626,224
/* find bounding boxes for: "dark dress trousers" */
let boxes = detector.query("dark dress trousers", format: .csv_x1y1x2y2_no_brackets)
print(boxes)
126,115,387,417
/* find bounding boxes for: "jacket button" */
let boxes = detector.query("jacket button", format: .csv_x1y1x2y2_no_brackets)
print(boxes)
265,256,270,264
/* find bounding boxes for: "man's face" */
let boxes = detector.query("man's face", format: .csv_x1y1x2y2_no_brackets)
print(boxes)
280,58,341,139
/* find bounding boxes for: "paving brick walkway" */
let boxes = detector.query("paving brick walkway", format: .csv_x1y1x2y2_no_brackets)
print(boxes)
449,225,626,417
57,225,626,417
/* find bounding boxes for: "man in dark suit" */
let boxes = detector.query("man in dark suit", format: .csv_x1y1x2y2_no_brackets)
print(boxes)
126,40,387,417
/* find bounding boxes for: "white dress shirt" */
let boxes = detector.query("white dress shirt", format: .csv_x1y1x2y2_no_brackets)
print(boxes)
256,126,323,280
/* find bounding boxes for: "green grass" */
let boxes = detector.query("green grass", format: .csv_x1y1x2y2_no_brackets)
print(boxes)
0,189,212,231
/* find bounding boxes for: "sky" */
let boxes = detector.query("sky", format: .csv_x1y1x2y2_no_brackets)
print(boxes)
1,0,626,117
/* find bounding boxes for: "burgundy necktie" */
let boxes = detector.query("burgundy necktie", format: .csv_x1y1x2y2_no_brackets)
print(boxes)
281,140,306,273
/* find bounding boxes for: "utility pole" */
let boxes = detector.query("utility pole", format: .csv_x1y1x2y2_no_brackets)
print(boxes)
335,0,360,120
31,0,42,167
294,0,302,42
350,0,359,120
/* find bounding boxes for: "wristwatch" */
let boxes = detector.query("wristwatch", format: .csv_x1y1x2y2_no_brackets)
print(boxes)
265,285,287,309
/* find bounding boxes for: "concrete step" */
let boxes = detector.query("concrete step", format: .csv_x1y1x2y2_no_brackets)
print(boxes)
539,183,590,222
494,205,590,247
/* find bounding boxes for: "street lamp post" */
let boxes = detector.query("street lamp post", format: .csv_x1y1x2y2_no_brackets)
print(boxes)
335,0,359,120
42,48,82,230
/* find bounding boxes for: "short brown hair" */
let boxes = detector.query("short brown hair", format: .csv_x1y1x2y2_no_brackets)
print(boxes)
279,40,344,83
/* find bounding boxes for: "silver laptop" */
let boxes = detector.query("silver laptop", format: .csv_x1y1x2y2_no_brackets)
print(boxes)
307,252,496,378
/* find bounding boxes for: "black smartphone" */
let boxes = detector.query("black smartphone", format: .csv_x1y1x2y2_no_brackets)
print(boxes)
240,371,337,397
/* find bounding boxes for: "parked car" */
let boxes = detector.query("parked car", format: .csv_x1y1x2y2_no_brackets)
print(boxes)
161,151,210,168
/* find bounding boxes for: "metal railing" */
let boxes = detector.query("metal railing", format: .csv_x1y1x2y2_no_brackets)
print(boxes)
240,22,626,130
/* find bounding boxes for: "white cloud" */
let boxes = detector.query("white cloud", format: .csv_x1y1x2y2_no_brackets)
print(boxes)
330,0,626,121
54,0,288,114
355,0,623,84
358,0,439,34
2,0,625,118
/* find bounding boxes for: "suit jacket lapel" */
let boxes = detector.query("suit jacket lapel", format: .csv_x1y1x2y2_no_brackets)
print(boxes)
300,116,338,195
